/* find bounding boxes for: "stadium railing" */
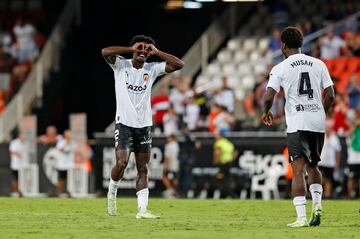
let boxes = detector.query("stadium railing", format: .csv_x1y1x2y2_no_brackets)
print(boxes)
0,0,81,142
155,3,254,85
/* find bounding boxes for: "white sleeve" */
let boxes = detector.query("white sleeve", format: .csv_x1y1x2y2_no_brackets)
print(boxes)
267,67,282,93
9,141,17,152
164,144,171,158
152,62,167,78
56,140,64,150
333,136,341,152
108,55,126,71
321,62,333,89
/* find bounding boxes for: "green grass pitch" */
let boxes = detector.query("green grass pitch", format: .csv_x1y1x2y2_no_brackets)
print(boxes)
0,198,359,239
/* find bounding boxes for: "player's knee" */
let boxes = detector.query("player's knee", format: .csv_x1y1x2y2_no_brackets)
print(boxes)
116,158,128,169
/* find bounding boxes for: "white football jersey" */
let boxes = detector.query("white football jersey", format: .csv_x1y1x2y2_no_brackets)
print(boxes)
108,56,166,128
267,53,333,133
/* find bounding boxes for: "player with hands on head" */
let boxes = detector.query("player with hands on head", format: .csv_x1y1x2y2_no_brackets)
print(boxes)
102,35,183,219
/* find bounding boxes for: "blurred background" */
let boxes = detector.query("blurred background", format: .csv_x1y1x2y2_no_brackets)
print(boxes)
0,0,359,200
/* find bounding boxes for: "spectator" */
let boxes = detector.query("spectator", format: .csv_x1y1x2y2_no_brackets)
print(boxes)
319,31,345,59
302,21,315,55
13,17,38,63
347,106,360,198
0,43,15,98
213,129,236,198
151,85,170,132
162,134,180,198
184,95,200,131
345,74,360,109
333,93,350,136
55,130,76,197
209,104,221,133
9,129,30,197
269,29,281,51
38,125,62,145
318,120,341,198
163,106,179,136
213,77,236,113
169,78,189,122
213,106,235,133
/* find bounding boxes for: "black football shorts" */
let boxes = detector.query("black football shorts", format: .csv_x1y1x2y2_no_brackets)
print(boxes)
114,123,152,153
287,130,325,165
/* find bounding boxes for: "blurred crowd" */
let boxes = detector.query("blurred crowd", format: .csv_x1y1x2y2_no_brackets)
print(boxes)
152,76,239,135
9,125,92,197
0,3,46,114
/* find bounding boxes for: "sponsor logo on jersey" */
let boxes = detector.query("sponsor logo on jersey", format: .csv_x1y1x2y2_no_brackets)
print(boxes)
295,104,321,112
143,73,149,81
126,82,147,93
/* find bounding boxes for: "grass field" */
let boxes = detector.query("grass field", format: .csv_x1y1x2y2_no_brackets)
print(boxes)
0,198,359,239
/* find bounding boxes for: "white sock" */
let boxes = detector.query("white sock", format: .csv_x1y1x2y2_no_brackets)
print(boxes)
293,196,307,220
136,188,149,213
309,183,323,208
108,178,120,197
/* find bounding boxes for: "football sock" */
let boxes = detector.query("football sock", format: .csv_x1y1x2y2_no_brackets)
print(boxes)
293,196,307,220
108,178,120,197
309,183,323,208
137,188,149,213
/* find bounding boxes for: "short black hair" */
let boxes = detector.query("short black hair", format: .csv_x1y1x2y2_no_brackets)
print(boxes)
130,35,156,47
11,127,19,139
280,27,303,49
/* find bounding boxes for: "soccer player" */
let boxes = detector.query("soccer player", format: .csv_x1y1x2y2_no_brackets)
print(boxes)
102,35,184,218
262,27,335,227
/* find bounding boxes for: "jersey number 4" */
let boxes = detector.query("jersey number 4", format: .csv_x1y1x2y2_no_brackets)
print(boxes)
298,72,313,99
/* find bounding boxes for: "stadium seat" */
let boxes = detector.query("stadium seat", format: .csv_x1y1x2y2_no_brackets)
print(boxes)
258,38,270,51
0,99,4,113
217,50,232,63
347,57,360,73
253,64,268,75
323,59,334,72
196,75,210,86
332,58,348,78
249,51,261,61
238,64,252,75
234,51,247,63
235,89,245,100
227,75,239,88
242,75,256,89
222,63,237,75
205,63,221,76
336,71,353,93
227,38,241,51
243,38,257,52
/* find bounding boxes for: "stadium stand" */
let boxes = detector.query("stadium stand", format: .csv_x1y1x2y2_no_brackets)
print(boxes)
193,0,360,130
0,0,65,114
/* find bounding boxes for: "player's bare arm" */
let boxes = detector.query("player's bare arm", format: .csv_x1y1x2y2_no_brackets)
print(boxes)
145,44,184,73
101,42,144,64
323,86,335,114
262,87,277,126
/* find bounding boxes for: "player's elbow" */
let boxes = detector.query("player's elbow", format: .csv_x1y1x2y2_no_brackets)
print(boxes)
101,48,109,57
174,60,184,70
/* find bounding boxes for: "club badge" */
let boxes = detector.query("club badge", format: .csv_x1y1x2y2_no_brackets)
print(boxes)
143,73,149,81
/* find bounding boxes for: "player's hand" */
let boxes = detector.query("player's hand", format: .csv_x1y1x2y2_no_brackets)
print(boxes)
131,42,145,53
262,111,273,126
145,44,159,55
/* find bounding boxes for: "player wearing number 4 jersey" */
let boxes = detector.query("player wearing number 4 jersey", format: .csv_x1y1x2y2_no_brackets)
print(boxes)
102,35,184,219
262,27,335,228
